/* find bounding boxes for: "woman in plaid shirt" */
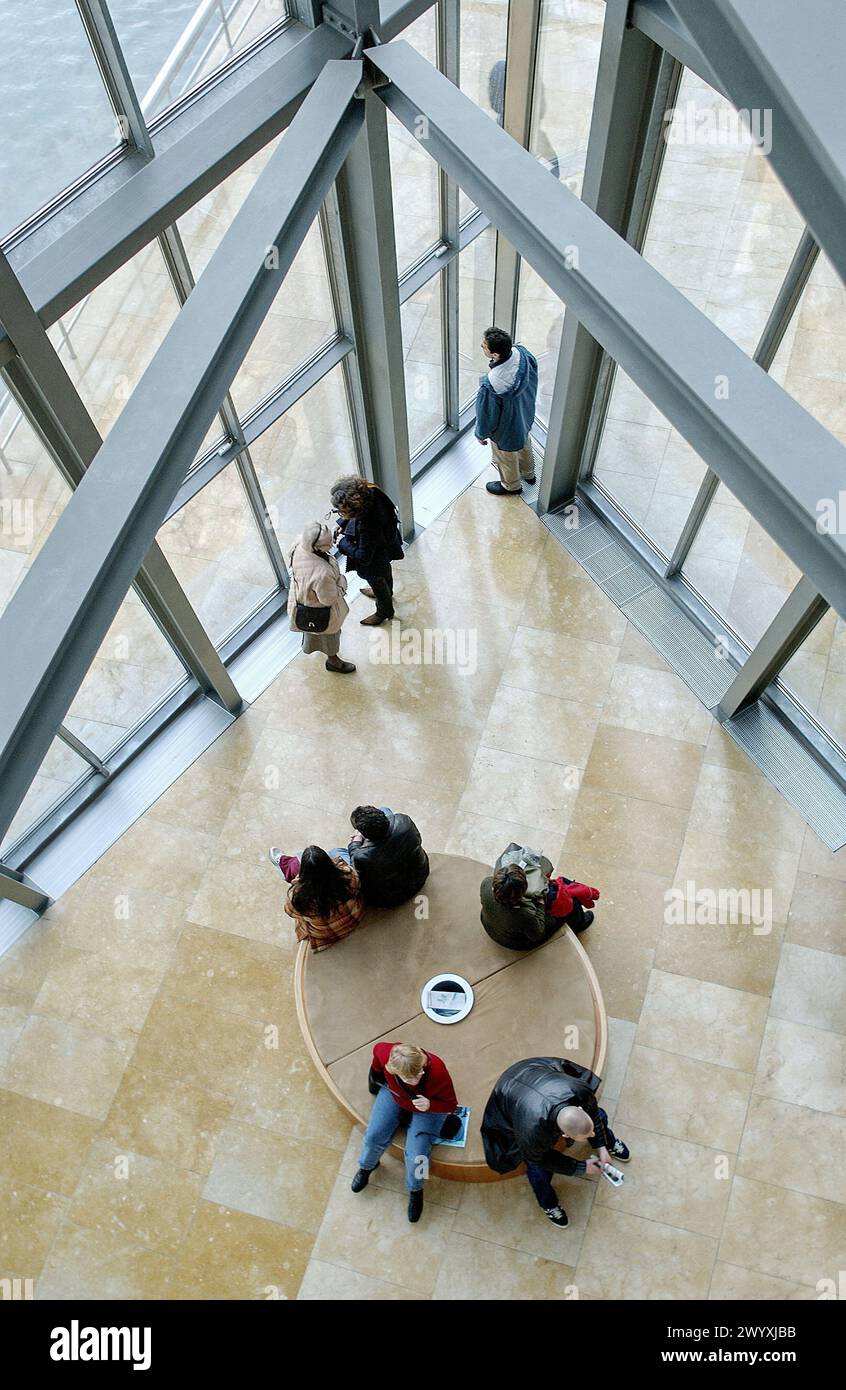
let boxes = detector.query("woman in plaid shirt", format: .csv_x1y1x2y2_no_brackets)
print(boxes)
284,845,366,952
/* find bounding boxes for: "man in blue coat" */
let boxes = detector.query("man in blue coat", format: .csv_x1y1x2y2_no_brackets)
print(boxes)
475,326,539,496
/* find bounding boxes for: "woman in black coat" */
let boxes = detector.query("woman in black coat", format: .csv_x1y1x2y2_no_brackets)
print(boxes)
330,476,404,626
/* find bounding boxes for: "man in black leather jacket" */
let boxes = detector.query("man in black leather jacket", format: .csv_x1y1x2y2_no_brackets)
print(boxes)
481,1057,631,1227
347,805,430,908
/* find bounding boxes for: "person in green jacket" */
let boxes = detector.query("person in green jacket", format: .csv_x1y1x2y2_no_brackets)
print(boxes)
479,844,558,950
480,843,596,949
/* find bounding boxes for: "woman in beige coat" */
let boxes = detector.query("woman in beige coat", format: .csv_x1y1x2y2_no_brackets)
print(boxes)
288,521,355,674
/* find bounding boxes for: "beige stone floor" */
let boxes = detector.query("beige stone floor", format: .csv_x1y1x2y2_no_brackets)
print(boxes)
1,472,844,1301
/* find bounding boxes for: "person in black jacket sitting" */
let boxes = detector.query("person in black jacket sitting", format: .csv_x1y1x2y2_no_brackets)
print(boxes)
331,475,404,627
347,805,429,908
481,1057,631,1228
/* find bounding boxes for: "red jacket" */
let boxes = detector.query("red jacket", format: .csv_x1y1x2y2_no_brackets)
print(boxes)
548,878,600,919
372,1042,457,1114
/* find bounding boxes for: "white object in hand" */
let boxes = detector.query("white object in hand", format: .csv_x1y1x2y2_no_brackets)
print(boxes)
601,1162,624,1187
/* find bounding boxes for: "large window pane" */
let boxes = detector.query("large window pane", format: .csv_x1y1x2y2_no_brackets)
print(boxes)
0,2,121,240
0,409,71,619
515,262,563,427
594,65,804,555
459,229,496,406
109,0,294,123
0,737,90,856
779,613,846,754
389,10,440,271
229,221,336,418
402,277,445,455
157,465,278,646
646,69,801,339
178,138,336,419
66,594,189,757
682,483,801,646
530,0,604,188
593,373,709,554
458,0,509,222
770,252,846,440
248,362,356,556
47,243,180,439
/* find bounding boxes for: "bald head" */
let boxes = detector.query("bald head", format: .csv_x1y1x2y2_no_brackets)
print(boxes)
557,1106,594,1140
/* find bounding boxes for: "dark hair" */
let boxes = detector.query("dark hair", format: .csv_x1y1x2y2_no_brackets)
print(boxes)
483,326,513,363
330,475,372,519
291,845,352,919
350,805,390,842
492,862,527,906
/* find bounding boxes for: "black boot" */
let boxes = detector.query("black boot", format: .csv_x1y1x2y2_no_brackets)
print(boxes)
351,1166,375,1193
407,1190,424,1223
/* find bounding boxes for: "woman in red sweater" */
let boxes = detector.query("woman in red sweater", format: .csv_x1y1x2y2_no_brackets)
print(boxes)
351,1042,460,1223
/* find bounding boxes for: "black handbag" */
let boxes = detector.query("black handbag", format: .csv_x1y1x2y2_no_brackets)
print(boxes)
295,599,330,633
291,551,331,633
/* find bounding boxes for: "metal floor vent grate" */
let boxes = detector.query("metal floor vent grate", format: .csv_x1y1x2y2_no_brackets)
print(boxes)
726,705,846,850
622,588,735,709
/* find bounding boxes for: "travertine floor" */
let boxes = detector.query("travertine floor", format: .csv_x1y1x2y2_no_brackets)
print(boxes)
1,472,844,1301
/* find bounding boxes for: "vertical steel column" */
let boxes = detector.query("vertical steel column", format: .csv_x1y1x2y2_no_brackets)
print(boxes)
665,227,820,579
333,85,414,536
0,251,243,714
538,0,676,514
716,577,829,721
158,224,289,589
438,0,460,430
492,0,541,333
75,0,155,157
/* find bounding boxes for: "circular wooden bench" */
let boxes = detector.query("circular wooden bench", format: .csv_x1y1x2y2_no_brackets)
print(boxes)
294,852,607,1181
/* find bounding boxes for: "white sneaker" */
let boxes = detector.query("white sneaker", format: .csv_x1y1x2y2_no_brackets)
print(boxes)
268,847,282,868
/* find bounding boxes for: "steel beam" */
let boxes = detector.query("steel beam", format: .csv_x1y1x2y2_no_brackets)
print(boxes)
537,1,678,512
0,62,364,844
670,0,846,289
0,24,352,373
0,866,51,915
380,0,437,42
333,85,414,536
631,0,727,97
368,39,846,614
716,577,829,721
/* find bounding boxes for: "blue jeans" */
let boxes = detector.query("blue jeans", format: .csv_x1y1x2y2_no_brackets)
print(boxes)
358,1085,447,1192
526,1108,616,1209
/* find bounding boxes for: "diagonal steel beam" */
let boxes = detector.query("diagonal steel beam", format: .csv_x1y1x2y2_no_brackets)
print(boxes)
0,60,364,844
367,40,846,615
631,0,728,97
669,0,846,288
